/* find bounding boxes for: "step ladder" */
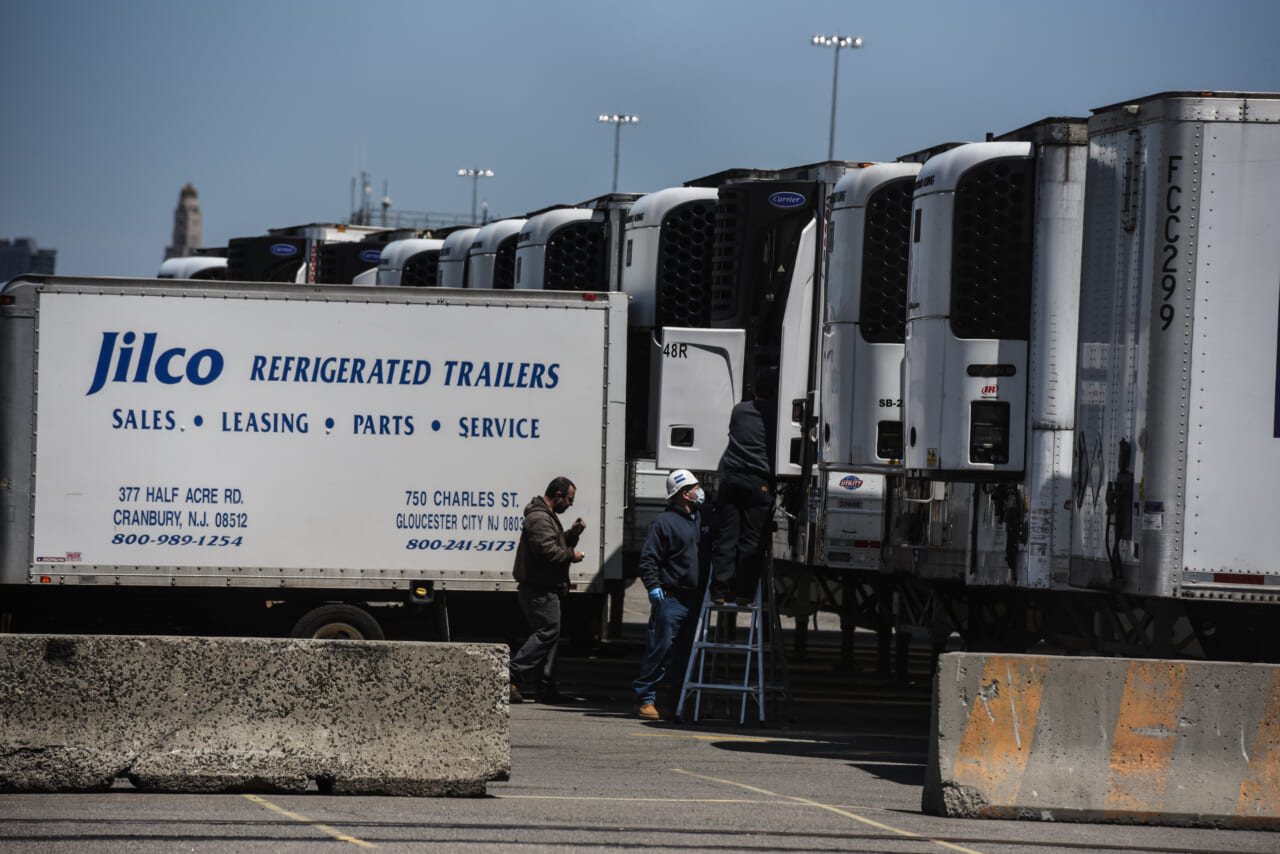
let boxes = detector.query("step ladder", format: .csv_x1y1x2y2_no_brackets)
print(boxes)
676,560,792,725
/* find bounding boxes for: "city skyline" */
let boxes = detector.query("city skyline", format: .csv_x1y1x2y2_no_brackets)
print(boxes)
2,0,1276,278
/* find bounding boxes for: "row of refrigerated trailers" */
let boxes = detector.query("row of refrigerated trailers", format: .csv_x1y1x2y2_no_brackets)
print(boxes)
165,90,1280,662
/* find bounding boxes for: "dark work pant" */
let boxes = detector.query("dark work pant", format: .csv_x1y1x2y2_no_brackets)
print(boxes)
510,585,562,690
710,470,774,599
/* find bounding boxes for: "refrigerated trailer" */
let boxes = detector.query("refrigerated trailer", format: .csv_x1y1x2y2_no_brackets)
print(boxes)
870,92,1280,659
1064,92,1280,647
0,277,626,639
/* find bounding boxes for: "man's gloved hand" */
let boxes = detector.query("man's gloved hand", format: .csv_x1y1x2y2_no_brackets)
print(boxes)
647,587,665,603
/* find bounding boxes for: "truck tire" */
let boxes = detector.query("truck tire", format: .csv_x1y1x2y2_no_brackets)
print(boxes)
290,604,385,640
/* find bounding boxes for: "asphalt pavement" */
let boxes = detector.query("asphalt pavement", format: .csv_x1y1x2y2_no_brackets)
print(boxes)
1,607,1276,852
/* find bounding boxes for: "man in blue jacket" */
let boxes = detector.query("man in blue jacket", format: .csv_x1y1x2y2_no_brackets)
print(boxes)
632,468,708,720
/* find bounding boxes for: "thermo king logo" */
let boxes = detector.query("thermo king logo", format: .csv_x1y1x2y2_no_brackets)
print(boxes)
768,191,807,209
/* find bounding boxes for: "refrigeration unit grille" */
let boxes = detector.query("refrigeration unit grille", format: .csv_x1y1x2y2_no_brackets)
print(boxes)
709,180,816,333
544,221,607,291
226,236,306,283
709,191,742,320
493,234,520,289
401,250,440,287
950,157,1035,340
655,199,716,328
859,177,916,343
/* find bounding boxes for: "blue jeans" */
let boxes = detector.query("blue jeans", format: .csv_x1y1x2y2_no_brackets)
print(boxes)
633,591,700,707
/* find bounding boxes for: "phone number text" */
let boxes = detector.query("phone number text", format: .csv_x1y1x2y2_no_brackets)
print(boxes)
405,539,514,551
110,533,245,547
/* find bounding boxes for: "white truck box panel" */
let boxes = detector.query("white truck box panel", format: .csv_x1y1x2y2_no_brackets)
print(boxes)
14,281,624,590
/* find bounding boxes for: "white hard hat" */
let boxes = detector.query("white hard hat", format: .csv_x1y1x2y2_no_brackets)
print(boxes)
665,469,699,499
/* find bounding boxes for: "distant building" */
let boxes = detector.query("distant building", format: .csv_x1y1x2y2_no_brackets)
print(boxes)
164,183,203,260
0,238,56,282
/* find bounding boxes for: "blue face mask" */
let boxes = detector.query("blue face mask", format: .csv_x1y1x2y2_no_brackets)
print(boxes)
693,488,706,505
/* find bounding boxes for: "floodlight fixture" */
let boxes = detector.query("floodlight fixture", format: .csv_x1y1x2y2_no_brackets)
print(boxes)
457,168,495,224
597,114,639,193
812,33,865,160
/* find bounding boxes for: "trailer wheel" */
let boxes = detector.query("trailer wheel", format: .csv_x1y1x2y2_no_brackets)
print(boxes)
290,604,385,640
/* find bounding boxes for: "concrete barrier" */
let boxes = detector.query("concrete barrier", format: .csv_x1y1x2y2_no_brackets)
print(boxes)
923,652,1280,829
0,635,510,796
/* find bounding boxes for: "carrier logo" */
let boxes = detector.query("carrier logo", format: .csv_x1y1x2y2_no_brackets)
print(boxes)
838,475,863,490
269,243,298,257
768,191,807,209
86,332,225,396
359,249,381,263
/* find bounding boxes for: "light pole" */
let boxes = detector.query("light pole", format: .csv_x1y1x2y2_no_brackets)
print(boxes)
457,168,494,224
597,114,638,193
811,34,864,161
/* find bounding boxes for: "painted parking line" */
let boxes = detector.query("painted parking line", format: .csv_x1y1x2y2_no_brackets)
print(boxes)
242,794,376,849
671,769,987,854
497,794,791,804
632,732,774,743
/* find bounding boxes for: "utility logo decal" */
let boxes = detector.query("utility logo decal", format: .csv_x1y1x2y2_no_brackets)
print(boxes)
768,191,806,209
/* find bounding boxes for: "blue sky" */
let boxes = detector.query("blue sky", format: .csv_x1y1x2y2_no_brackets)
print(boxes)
2,0,1276,278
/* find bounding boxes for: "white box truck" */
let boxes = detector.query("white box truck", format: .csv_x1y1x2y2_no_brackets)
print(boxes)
0,277,626,640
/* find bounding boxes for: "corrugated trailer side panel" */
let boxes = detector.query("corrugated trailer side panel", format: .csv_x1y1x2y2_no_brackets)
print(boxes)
0,280,37,586
1071,93,1280,601
1179,101,1280,596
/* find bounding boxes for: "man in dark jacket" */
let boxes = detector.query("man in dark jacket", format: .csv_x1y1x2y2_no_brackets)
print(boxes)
709,367,778,604
632,468,708,720
510,476,584,704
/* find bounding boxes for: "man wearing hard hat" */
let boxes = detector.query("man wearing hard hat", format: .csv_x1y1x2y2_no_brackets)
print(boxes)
632,468,709,721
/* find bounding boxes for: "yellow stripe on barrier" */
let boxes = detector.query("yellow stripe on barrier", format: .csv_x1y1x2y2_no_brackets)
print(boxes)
1236,667,1280,826
950,655,1047,809
1104,660,1186,820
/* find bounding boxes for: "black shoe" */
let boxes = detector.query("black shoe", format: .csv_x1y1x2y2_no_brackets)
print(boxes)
509,683,525,704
